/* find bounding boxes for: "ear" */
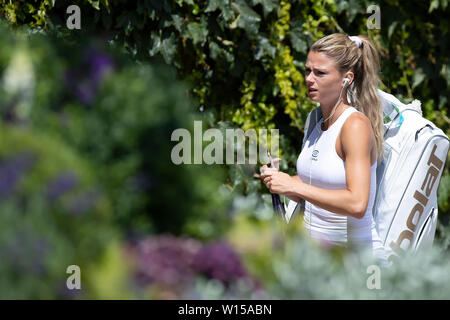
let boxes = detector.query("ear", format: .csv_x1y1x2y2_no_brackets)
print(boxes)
344,72,355,86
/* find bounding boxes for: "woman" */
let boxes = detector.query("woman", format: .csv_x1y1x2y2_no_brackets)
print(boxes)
260,34,387,259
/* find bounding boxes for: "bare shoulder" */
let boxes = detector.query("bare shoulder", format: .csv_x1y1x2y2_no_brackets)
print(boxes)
342,111,373,137
340,111,374,151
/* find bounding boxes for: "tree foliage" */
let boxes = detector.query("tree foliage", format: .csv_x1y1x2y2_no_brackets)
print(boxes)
3,1,449,130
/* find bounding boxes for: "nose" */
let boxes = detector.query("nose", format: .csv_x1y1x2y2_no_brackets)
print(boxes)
305,72,314,86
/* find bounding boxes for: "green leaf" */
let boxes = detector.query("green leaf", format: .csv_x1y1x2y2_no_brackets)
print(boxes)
336,0,348,14
209,41,221,60
388,21,397,39
90,0,100,10
160,33,177,64
186,22,208,45
220,2,235,21
347,0,362,23
147,9,156,20
232,1,261,23
289,30,307,54
255,35,276,60
149,32,161,56
232,1,261,35
205,0,221,12
171,14,184,32
252,0,277,16
444,64,450,87
429,0,439,13
412,68,425,89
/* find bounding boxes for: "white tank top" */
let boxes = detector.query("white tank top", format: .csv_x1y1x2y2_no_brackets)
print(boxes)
296,106,382,250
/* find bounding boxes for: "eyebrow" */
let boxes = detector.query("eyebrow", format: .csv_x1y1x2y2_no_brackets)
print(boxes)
305,66,327,72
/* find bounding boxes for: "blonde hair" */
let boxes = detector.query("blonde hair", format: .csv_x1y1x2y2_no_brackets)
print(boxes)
310,33,384,159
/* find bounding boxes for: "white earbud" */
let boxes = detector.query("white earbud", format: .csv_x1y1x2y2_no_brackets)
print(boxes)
323,75,351,125
343,76,351,87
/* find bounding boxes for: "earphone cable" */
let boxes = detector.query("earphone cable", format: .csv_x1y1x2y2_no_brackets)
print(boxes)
308,81,348,239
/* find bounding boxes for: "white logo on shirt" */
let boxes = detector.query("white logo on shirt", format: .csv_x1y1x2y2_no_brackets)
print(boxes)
312,149,319,161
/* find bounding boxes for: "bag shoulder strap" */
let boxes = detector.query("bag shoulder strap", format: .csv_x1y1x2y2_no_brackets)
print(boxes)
302,106,322,149
285,106,321,222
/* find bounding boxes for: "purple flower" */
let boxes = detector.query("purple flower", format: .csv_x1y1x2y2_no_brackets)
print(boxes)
46,171,79,201
125,235,263,299
0,151,36,198
85,49,114,82
192,241,247,284
128,235,201,288
63,49,115,105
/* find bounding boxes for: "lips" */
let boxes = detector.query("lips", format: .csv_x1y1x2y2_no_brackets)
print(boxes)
308,88,318,94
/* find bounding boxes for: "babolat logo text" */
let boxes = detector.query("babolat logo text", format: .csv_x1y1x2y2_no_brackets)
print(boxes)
388,144,444,261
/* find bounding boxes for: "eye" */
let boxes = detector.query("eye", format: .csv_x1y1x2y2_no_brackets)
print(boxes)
316,70,325,75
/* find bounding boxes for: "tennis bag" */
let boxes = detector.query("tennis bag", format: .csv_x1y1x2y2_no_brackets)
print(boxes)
284,89,449,262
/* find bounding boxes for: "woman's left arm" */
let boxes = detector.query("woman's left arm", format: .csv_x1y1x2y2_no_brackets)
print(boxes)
263,115,374,219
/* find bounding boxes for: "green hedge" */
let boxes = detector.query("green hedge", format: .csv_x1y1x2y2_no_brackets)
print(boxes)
3,1,448,131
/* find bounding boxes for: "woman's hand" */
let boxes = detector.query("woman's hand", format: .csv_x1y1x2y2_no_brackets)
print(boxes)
253,160,305,202
261,171,298,195
253,158,281,179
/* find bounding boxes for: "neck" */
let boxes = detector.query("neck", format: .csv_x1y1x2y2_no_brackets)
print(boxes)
321,100,347,130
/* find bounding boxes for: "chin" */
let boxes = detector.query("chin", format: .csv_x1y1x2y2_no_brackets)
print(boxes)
308,91,320,102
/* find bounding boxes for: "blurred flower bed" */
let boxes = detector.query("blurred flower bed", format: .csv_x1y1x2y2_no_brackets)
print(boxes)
0,122,116,299
1,24,450,300
123,235,265,299
0,24,232,298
